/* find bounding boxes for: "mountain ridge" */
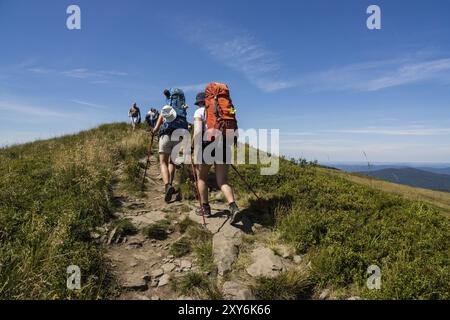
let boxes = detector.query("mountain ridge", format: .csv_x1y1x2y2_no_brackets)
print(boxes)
358,167,450,193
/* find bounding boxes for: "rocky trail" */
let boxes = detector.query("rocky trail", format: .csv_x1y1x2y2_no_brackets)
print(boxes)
98,156,312,300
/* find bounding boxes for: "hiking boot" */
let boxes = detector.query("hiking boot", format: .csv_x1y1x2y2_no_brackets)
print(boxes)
164,184,175,203
229,202,243,225
196,204,212,217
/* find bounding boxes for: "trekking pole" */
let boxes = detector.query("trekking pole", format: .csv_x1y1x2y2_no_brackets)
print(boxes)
230,164,261,201
141,131,155,191
190,160,207,227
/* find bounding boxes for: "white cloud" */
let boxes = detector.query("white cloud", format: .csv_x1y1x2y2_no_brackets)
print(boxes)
335,127,450,136
28,67,128,81
72,100,107,109
0,100,80,119
177,83,209,93
28,67,53,74
300,58,450,92
181,22,294,92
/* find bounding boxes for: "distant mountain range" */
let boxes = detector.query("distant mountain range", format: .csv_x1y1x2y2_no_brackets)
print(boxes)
357,167,450,193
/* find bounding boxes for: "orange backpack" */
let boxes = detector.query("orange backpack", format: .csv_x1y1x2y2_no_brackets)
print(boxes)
204,82,238,141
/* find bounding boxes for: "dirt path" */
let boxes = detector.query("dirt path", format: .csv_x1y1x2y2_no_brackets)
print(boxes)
103,156,310,300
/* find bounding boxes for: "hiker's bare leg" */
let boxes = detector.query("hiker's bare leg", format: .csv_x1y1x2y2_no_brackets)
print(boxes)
215,164,235,204
197,164,212,205
159,153,171,185
168,161,176,185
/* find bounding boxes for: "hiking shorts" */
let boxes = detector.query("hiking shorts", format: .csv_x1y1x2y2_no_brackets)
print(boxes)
131,117,140,125
159,134,181,155
201,140,233,165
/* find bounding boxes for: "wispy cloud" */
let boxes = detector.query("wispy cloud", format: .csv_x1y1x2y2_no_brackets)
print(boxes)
283,126,450,137
72,100,107,109
335,126,450,136
180,21,293,92
28,67,128,82
0,100,80,119
28,67,53,74
60,68,128,79
300,58,450,92
177,83,209,93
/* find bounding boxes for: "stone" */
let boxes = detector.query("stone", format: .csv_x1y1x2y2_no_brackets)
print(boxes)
90,232,101,239
180,260,192,269
158,274,170,287
222,281,255,300
275,244,291,258
126,241,143,249
107,227,118,245
150,268,164,278
162,263,176,273
251,223,263,233
151,296,161,301
134,294,150,300
149,279,159,287
246,247,285,278
293,255,303,264
347,296,361,300
121,275,148,291
319,289,331,300
212,225,243,276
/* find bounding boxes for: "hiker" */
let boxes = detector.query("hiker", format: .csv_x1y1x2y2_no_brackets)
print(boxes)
128,103,141,130
145,108,159,129
192,84,242,225
152,88,189,203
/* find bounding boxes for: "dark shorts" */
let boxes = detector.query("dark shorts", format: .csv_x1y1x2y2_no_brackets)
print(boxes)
199,140,233,165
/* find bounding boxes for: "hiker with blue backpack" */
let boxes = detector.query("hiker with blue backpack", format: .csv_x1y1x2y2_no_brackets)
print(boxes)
152,88,189,203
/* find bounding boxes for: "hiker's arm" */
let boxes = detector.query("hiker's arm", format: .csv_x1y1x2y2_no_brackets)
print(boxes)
152,114,164,134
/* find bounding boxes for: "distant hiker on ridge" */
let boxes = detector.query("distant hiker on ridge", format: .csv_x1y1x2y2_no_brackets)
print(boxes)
128,103,141,131
152,89,189,203
192,83,242,225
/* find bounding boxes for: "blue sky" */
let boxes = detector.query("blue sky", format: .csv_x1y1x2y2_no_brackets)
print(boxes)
1,0,450,162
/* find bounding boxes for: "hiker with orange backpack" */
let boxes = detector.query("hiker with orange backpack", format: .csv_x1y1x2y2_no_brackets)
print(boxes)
152,89,189,203
192,83,242,225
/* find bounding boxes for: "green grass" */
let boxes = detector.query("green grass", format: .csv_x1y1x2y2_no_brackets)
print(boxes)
2,126,448,300
169,237,192,258
230,148,450,300
170,272,222,299
112,219,138,238
252,269,313,300
193,242,214,273
142,219,172,240
0,123,147,299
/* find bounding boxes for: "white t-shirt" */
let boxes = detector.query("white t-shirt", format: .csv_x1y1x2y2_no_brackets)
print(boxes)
193,107,207,131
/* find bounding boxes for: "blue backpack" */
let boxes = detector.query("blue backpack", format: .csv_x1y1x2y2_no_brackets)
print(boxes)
159,88,189,136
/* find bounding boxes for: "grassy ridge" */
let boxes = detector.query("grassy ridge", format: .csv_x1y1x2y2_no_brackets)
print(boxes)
0,123,147,299
1,125,448,300
230,157,450,299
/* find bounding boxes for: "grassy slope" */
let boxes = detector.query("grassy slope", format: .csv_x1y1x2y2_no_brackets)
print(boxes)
0,123,147,299
1,124,448,300
230,157,449,299
358,167,450,193
327,169,450,213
